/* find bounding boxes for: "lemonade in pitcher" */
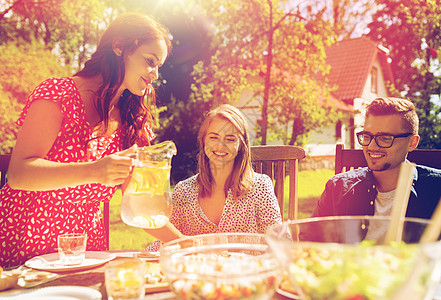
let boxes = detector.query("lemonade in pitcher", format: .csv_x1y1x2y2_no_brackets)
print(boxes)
121,141,176,229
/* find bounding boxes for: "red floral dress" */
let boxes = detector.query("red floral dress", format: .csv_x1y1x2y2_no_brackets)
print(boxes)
0,77,154,268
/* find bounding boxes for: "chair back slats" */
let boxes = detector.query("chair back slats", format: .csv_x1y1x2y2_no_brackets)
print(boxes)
253,161,263,174
251,145,305,220
288,159,299,219
259,160,275,179
407,150,441,169
335,144,441,175
0,154,11,189
274,160,285,214
335,144,366,174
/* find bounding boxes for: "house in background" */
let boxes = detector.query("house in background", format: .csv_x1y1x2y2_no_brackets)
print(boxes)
236,36,395,157
306,36,394,156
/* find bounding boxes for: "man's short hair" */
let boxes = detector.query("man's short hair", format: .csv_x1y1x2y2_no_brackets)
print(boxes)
365,97,419,134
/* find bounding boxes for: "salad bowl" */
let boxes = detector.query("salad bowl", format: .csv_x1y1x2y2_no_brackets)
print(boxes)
265,216,441,300
159,233,280,300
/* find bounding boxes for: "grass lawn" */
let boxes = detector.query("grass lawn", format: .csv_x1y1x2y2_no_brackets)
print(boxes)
105,168,334,250
296,169,334,219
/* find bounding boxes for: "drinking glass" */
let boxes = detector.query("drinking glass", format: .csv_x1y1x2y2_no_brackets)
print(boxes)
57,233,87,265
105,258,146,300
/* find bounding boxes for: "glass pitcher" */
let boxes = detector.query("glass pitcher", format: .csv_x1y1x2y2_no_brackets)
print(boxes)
121,141,177,229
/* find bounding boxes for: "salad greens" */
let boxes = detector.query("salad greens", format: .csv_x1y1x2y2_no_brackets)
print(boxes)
287,240,427,300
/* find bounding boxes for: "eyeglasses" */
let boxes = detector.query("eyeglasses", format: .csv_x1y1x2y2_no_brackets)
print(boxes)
356,132,413,148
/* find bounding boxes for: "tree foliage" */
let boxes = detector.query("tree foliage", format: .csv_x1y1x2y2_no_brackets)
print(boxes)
0,86,22,154
0,41,69,154
155,94,211,183
0,0,112,69
189,0,340,146
324,0,378,39
368,0,441,148
0,0,120,154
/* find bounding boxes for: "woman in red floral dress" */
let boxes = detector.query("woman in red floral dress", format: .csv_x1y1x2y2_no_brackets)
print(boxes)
0,13,172,268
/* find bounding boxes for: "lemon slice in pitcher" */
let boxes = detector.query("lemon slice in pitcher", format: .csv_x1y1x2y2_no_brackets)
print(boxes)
132,215,155,228
126,172,143,193
152,215,169,228
129,167,159,194
132,214,169,228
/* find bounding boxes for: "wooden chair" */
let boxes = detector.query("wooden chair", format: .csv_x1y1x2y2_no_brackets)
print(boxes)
251,145,306,220
335,143,441,174
0,154,11,189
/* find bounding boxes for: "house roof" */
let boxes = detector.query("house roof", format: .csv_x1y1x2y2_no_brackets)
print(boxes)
323,93,354,112
326,36,394,102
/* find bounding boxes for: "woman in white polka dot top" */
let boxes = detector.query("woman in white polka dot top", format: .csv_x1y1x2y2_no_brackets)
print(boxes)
145,104,282,250
0,13,172,268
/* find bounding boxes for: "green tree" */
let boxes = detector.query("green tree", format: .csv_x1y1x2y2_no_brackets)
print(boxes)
0,41,69,154
328,0,378,38
190,0,339,146
0,86,21,154
0,1,122,154
155,95,211,182
368,0,441,148
0,0,110,69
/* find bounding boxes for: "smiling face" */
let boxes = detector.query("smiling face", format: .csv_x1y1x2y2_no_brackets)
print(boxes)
362,114,418,172
119,38,168,96
204,117,241,170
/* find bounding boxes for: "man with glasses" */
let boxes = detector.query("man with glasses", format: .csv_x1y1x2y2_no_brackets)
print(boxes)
311,97,441,221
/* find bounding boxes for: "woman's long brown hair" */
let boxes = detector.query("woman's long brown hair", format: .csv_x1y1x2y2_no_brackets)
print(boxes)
74,13,172,148
197,104,254,200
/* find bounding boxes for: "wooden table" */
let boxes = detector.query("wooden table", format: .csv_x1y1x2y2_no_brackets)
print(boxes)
4,255,440,300
0,252,292,299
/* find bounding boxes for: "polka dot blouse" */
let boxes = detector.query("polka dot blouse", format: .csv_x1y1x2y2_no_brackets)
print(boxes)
146,172,282,251
0,77,154,268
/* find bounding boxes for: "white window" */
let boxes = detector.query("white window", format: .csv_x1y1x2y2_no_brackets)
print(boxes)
335,120,342,139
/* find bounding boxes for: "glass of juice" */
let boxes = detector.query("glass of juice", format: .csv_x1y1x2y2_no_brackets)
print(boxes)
105,258,146,300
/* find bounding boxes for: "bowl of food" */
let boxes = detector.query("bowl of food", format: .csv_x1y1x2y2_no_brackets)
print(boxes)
159,233,280,300
265,216,441,300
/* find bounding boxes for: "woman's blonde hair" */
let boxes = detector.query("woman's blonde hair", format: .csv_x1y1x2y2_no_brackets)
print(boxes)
196,104,254,200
